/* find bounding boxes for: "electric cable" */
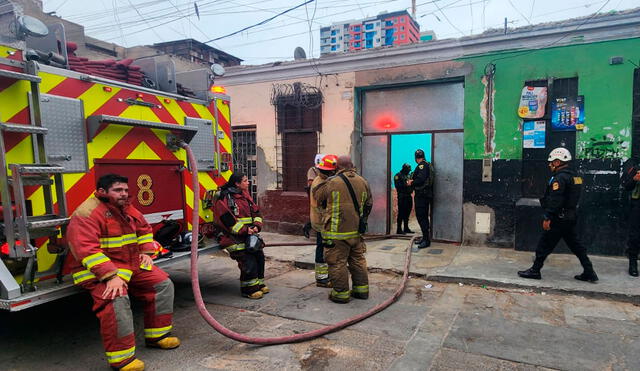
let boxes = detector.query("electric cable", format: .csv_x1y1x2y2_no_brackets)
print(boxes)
182,142,415,345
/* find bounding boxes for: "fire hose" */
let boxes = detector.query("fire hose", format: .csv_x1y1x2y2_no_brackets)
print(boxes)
181,142,416,345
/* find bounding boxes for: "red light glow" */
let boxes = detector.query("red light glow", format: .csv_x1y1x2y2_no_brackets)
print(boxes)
374,113,400,131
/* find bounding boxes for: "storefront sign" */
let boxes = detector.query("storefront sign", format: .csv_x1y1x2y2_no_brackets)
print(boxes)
523,120,546,149
518,86,547,119
551,95,584,131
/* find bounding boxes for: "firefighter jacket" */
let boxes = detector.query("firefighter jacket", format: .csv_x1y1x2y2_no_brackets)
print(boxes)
213,187,263,251
394,171,412,196
310,172,329,232
66,196,155,285
313,168,373,241
412,160,433,197
540,167,582,221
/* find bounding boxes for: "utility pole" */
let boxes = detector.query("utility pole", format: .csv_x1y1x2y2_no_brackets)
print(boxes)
412,0,416,18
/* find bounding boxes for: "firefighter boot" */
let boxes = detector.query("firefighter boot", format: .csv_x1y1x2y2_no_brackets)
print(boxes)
260,285,270,294
329,289,350,304
243,290,264,299
517,268,542,280
118,359,144,371
146,336,181,349
316,278,332,288
629,255,639,277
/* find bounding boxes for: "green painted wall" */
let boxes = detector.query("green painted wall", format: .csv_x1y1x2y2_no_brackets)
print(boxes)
459,37,640,160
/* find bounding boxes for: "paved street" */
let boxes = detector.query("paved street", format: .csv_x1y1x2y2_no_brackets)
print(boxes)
1,248,639,371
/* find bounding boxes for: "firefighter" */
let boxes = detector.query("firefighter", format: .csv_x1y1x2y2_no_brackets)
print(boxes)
213,172,268,299
313,156,373,304
309,154,338,287
518,148,598,282
66,174,179,371
394,163,414,235
622,161,640,277
407,149,433,248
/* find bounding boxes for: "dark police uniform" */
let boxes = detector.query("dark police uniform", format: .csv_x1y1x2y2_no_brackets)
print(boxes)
412,159,433,247
394,166,413,234
622,164,640,276
527,167,597,279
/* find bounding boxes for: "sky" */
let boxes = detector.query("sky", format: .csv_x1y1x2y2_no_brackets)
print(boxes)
44,0,639,65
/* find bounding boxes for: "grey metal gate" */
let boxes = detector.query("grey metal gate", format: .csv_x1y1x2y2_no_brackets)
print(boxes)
232,128,258,202
432,132,463,242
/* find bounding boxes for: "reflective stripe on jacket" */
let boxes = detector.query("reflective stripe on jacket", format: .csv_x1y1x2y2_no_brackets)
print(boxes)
213,189,262,248
66,196,155,284
313,169,373,241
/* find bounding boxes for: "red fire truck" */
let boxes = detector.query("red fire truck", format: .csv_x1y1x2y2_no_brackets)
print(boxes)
0,9,231,311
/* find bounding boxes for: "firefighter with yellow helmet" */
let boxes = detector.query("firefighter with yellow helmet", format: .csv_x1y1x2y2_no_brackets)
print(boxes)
309,154,338,287
313,156,373,303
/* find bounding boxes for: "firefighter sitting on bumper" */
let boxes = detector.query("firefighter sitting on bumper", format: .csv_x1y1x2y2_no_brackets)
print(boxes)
313,156,373,303
213,172,268,299
67,174,179,371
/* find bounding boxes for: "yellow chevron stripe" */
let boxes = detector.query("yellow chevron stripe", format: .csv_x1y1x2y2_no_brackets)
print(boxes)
191,103,215,121
0,79,30,121
39,72,66,94
198,173,216,222
78,84,120,117
87,125,133,168
0,46,17,57
159,96,187,124
127,142,161,160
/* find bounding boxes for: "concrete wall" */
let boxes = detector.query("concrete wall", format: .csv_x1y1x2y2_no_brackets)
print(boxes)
225,73,356,232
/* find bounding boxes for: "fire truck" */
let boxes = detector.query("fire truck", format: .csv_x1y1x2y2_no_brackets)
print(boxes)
0,9,232,311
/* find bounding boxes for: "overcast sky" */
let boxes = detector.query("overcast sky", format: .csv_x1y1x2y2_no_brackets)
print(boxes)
44,0,638,65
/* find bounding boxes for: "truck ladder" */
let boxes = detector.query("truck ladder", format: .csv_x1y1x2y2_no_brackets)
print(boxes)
0,61,69,300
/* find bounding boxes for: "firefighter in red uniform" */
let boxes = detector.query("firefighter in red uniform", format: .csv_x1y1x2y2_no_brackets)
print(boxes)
213,172,268,299
67,174,179,371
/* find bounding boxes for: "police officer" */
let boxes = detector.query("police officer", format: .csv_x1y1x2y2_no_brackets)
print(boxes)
518,147,598,282
394,163,414,235
408,149,433,249
622,161,640,277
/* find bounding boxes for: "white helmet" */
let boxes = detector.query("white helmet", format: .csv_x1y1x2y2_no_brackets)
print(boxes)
314,153,325,166
548,147,572,162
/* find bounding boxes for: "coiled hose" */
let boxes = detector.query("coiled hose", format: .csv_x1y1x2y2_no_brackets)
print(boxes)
182,142,415,345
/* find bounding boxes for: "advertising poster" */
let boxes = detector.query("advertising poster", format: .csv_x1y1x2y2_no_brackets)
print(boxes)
523,120,546,149
551,95,585,131
518,86,547,119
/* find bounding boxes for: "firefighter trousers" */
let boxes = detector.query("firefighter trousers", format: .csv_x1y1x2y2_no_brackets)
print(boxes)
83,266,174,369
230,249,266,295
324,237,368,296
315,231,328,281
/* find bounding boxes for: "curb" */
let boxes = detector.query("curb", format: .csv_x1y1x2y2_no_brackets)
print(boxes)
274,257,640,305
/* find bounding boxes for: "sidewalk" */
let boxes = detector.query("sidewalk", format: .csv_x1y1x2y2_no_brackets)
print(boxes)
260,232,640,304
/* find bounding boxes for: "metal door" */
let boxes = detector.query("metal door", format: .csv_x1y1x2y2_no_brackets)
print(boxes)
232,128,258,201
432,132,463,242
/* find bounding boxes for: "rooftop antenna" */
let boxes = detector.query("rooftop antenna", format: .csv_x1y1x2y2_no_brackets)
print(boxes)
294,47,307,61
412,0,416,18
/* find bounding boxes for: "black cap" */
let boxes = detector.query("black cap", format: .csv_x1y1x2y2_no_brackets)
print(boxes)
415,149,425,159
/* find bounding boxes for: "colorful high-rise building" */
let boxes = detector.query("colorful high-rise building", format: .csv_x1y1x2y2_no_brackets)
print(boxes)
320,10,420,55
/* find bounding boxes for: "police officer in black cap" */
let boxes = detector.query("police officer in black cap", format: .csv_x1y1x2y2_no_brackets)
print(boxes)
394,163,414,235
518,147,598,282
407,149,433,248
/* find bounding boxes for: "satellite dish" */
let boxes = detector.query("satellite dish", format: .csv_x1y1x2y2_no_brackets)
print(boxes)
14,16,49,40
211,63,225,77
294,47,307,60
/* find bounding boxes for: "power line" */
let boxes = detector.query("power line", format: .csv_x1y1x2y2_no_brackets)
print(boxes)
202,0,316,43
433,0,466,36
126,0,165,41
507,0,532,25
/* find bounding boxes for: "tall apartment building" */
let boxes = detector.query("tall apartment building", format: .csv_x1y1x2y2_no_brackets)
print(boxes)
320,10,420,55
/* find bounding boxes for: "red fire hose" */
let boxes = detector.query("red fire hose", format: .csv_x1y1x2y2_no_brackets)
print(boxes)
181,142,415,345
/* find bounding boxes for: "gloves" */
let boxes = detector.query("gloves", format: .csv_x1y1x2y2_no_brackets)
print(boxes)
302,222,312,239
